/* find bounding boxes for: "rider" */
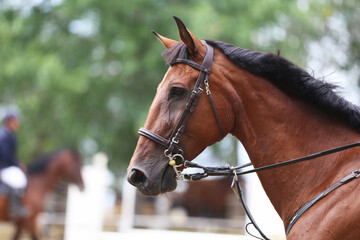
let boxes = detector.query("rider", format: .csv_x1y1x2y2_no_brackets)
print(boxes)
0,113,28,219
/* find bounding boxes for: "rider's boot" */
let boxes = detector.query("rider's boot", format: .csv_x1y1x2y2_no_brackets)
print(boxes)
8,188,29,219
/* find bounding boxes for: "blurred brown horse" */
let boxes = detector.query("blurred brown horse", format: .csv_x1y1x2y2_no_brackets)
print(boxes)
0,148,84,240
169,177,238,218
128,17,360,239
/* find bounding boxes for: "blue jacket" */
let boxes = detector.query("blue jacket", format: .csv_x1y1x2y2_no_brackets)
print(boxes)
0,127,19,169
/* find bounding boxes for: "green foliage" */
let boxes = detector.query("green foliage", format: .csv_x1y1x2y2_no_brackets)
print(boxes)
0,0,359,175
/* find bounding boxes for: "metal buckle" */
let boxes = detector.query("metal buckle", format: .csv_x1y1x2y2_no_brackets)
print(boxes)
164,149,171,158
164,150,185,180
192,87,203,94
231,171,240,201
204,79,211,95
173,163,184,180
171,153,184,165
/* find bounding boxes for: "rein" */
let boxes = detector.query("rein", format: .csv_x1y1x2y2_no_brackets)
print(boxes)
181,142,360,238
138,41,360,239
181,142,360,180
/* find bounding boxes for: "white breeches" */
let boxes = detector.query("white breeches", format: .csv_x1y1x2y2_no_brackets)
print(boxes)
0,166,27,189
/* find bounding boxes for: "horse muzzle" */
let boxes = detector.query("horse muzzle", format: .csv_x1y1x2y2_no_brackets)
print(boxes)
127,161,177,196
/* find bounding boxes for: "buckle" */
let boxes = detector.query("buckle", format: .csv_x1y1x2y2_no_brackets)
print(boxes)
172,137,179,144
192,87,203,94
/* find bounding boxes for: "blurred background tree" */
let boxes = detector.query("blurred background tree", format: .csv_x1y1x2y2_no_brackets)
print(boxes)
0,0,359,177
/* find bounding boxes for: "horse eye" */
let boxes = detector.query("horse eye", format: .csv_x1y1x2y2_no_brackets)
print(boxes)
170,87,187,98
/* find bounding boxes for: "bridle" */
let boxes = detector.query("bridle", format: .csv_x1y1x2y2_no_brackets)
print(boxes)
138,41,224,177
137,41,269,239
137,40,360,239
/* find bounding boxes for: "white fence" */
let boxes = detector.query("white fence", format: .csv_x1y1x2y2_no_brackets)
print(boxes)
40,149,285,240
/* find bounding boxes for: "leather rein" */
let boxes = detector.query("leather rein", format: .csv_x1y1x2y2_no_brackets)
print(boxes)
137,41,360,239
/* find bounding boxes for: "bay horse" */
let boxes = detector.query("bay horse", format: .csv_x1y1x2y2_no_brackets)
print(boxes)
128,17,360,239
0,148,84,240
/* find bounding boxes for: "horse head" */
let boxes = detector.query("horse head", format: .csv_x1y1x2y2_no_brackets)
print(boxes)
128,17,233,196
62,149,85,191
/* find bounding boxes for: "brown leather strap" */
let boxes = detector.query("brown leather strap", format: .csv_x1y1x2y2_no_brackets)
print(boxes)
286,169,360,235
138,127,169,147
173,59,210,74
208,91,225,137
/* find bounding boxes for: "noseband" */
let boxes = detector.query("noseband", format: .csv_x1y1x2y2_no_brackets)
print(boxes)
138,42,224,176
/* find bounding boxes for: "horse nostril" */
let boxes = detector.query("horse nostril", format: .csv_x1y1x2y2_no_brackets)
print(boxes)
128,169,147,187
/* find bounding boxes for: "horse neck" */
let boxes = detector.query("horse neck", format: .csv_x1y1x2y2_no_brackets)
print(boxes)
219,62,360,224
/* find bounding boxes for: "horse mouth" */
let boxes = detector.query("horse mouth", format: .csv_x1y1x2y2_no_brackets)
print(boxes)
160,165,178,193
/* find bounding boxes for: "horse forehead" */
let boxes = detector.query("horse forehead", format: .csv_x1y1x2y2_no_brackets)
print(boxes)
158,65,198,90
158,68,171,89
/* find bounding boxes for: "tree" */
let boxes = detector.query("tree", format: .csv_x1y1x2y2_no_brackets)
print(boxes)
0,0,359,176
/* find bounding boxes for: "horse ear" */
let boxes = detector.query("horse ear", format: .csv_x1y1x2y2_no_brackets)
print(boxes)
152,31,178,49
173,16,202,55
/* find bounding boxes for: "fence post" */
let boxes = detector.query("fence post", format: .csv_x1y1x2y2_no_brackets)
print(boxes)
64,152,108,240
118,178,137,231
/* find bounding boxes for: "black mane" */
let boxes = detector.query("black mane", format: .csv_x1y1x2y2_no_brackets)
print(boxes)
27,148,77,175
163,40,360,131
